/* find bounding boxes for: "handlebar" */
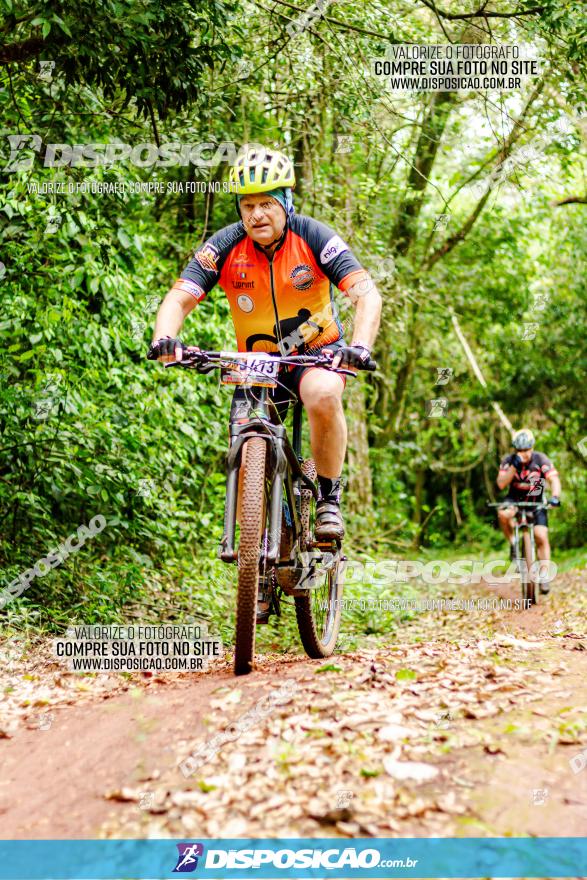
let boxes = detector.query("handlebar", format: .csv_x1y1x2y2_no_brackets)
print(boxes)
487,500,556,509
163,348,378,374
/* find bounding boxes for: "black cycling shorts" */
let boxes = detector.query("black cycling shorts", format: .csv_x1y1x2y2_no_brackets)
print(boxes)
504,498,548,527
230,340,346,423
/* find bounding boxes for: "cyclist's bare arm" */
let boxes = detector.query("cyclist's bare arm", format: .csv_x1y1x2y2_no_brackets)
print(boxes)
153,288,198,341
345,276,382,348
548,473,561,497
496,465,516,491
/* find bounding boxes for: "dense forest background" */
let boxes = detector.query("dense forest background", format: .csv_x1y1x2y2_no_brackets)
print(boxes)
0,0,585,638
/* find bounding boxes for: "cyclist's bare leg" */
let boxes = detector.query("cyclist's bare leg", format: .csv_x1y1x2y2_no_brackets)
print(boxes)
497,506,516,543
534,525,552,592
534,525,550,562
299,369,346,477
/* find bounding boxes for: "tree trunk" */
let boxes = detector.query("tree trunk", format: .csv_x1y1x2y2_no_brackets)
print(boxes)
344,378,373,515
412,468,425,549
390,90,458,256
451,475,462,527
374,88,458,434
483,455,496,503
375,294,419,443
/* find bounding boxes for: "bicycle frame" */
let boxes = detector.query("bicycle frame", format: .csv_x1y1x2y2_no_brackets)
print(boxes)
219,385,317,564
507,503,545,543
165,347,373,568
161,346,376,669
512,509,534,572
488,500,552,605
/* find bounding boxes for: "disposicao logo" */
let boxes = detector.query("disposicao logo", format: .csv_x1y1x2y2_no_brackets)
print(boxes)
203,847,382,870
173,843,205,872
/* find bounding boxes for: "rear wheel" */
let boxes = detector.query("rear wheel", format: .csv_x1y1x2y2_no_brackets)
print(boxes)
294,460,344,658
234,437,266,675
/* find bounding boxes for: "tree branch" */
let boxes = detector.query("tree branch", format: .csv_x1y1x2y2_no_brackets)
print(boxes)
424,77,545,269
0,36,48,65
546,409,587,466
552,195,587,206
269,0,399,41
417,0,544,20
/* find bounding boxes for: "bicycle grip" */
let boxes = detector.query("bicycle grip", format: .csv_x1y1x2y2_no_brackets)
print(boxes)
362,358,377,372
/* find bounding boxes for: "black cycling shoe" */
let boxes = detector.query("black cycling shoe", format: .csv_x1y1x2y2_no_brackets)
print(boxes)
255,578,271,624
256,596,271,624
539,581,551,595
315,501,345,541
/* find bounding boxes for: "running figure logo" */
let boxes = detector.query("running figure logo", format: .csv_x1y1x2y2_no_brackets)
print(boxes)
173,843,205,872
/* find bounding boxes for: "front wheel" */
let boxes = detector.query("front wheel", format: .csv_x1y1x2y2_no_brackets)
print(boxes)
294,460,344,658
523,529,537,606
234,437,267,675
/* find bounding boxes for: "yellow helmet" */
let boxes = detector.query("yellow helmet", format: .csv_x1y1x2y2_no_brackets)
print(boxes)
229,145,296,194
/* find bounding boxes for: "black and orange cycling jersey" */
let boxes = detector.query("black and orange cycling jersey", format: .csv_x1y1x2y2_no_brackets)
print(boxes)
170,215,369,354
499,451,558,502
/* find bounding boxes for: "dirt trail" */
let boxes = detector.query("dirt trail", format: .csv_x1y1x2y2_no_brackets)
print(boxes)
1,568,586,839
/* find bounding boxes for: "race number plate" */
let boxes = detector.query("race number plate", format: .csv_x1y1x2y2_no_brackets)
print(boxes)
220,354,279,388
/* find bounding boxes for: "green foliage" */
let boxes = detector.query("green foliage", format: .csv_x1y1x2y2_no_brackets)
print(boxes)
0,0,240,116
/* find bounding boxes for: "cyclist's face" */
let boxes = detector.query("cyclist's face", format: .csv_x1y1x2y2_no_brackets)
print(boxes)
518,448,533,463
240,194,286,245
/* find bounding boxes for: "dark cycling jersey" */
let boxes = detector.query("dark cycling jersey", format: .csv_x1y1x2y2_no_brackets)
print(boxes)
170,215,369,354
499,451,558,502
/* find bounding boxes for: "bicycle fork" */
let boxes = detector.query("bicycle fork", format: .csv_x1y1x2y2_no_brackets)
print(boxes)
219,422,296,565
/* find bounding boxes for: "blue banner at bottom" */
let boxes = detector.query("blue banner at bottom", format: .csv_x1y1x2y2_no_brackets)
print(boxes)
0,837,585,879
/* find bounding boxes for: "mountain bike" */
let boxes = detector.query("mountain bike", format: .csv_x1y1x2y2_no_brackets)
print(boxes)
488,500,557,607
167,348,376,675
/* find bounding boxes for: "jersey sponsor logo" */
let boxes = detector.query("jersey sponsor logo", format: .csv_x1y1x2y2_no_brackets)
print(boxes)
194,243,219,272
234,251,255,267
233,270,254,290
513,470,543,496
237,294,254,312
290,263,315,290
320,234,348,265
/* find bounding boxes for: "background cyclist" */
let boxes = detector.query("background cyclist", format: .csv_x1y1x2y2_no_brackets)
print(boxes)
496,428,561,593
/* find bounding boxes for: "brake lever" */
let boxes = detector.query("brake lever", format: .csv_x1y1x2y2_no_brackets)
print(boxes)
164,358,201,369
315,360,356,377
311,354,354,377
322,355,377,375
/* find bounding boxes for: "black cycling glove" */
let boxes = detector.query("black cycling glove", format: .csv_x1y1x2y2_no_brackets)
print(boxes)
510,454,522,470
332,344,372,370
147,337,185,361
549,497,561,507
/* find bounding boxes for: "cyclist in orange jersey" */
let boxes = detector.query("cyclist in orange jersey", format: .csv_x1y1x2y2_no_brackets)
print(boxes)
149,145,382,540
